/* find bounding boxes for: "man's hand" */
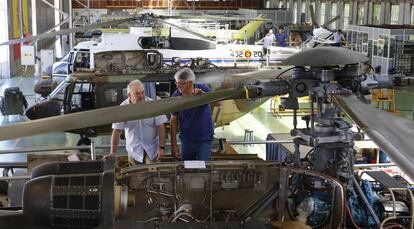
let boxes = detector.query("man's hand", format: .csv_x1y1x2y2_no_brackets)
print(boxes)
192,88,204,95
172,144,180,159
156,148,165,160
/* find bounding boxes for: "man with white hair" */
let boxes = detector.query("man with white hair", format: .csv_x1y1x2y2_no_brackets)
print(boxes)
106,79,168,165
262,29,275,55
170,68,214,161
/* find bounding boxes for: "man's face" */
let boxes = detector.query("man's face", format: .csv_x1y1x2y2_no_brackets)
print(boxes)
175,79,192,94
128,84,145,104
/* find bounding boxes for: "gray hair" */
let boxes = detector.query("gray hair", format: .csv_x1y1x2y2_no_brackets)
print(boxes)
174,67,195,82
127,79,144,94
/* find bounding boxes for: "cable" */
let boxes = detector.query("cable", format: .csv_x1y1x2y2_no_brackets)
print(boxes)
275,66,296,79
383,223,405,229
304,148,315,160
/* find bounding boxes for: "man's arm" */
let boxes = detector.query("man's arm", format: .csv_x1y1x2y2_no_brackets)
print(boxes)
106,129,122,158
170,114,180,158
156,124,166,160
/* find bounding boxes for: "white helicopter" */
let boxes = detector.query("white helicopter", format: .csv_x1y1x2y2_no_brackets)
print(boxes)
301,5,342,48
0,11,337,79
51,14,300,79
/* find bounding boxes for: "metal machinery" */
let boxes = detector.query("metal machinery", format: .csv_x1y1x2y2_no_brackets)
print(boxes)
0,47,413,228
0,160,344,228
282,48,413,228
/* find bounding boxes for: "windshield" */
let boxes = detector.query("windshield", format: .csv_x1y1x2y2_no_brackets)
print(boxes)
61,51,73,63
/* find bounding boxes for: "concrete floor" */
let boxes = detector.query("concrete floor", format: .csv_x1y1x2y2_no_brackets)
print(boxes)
0,76,413,176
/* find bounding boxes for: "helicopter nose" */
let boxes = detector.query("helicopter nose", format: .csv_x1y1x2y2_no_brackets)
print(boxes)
25,100,61,120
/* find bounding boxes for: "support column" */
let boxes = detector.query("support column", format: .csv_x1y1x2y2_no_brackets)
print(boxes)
367,1,373,25
69,0,73,48
383,1,391,25
401,2,411,25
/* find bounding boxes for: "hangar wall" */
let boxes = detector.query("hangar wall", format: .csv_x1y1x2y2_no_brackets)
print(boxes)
6,0,70,77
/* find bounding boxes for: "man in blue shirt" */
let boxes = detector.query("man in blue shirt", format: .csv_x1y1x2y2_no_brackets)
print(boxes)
275,27,288,47
170,68,214,161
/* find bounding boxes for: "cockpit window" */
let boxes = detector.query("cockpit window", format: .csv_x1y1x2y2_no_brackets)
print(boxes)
122,88,128,100
104,88,118,103
74,52,90,69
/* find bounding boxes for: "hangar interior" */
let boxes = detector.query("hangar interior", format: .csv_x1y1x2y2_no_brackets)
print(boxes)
0,0,414,228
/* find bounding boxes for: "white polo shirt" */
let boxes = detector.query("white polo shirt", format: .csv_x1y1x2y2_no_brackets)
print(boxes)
112,97,168,163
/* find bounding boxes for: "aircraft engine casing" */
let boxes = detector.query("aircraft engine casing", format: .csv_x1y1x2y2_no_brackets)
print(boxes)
23,161,115,228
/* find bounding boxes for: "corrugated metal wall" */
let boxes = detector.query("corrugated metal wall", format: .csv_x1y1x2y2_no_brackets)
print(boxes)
35,0,59,50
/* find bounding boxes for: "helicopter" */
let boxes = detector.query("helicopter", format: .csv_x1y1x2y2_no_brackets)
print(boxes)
26,48,293,146
48,13,298,81
301,5,342,48
0,47,413,228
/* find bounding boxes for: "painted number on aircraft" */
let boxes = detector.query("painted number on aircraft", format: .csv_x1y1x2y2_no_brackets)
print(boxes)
253,51,263,58
231,50,262,58
231,51,244,58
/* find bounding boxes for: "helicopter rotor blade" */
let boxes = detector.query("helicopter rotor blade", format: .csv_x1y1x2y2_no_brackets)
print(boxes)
321,15,340,28
0,17,135,46
284,47,369,66
0,89,236,141
158,18,216,42
333,94,414,180
196,14,270,22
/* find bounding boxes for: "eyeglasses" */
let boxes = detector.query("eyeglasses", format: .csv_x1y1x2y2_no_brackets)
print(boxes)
175,81,187,86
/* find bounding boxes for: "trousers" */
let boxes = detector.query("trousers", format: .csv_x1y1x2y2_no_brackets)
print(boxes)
180,139,212,161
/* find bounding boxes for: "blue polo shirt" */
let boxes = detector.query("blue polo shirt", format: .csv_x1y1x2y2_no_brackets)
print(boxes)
275,32,288,47
172,83,214,141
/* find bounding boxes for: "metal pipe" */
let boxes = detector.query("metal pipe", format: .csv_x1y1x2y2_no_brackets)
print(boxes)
74,0,87,8
41,0,67,17
293,108,297,129
382,188,414,229
0,145,90,154
0,175,30,181
209,167,213,222
354,163,396,168
90,141,96,160
227,140,293,144
69,0,73,48
146,189,181,203
310,96,315,134
0,139,375,155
